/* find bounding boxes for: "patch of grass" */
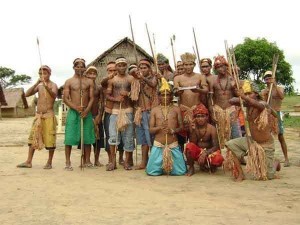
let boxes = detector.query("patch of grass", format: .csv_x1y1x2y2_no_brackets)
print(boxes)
283,115,300,129
281,95,300,112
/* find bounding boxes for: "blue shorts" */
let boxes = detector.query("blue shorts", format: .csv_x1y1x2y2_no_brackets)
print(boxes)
146,143,187,176
277,111,284,134
108,113,135,152
104,112,123,151
136,111,153,146
231,111,242,139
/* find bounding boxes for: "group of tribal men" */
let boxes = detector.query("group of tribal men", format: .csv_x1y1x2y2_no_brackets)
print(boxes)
17,51,288,181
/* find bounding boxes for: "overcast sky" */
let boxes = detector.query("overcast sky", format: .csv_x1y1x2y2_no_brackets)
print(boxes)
1,0,299,91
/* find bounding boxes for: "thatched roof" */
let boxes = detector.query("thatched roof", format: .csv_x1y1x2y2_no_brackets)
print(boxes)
2,88,28,109
88,37,154,66
0,84,7,106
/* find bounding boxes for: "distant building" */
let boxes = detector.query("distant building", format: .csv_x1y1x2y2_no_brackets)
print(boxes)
88,36,153,83
1,88,28,118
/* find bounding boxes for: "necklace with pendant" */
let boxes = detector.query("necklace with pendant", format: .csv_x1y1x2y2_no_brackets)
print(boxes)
217,76,229,95
197,124,207,142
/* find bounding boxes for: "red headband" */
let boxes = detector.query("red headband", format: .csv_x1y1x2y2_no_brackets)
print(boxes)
193,104,209,116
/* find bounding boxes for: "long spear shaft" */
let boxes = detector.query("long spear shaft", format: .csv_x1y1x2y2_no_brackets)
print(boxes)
145,23,158,73
225,43,251,148
224,40,233,76
80,70,85,170
37,37,43,66
129,15,138,64
129,15,139,166
170,37,176,69
267,54,279,104
152,33,159,73
192,28,201,72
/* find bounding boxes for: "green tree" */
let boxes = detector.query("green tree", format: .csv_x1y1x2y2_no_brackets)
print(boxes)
234,37,294,94
0,67,31,88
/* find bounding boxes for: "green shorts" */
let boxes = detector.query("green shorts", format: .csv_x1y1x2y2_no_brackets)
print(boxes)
64,109,95,146
225,137,275,179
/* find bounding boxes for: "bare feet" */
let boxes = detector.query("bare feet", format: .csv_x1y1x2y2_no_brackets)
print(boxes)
274,159,281,171
186,167,195,176
17,162,32,168
106,163,116,171
135,164,146,170
283,160,290,167
234,174,245,182
43,164,52,169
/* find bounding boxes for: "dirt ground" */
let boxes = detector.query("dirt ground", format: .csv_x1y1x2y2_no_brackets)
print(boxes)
0,117,300,225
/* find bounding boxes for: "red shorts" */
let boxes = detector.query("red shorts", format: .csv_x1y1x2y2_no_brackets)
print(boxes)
185,142,224,167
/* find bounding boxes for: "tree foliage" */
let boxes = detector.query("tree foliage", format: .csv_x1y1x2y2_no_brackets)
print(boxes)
0,67,31,89
234,38,294,94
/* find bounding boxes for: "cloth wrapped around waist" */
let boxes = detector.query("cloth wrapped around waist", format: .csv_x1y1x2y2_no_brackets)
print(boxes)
153,140,179,174
32,111,55,150
153,140,178,149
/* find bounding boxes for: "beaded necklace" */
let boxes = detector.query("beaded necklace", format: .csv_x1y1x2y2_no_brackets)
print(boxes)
217,75,229,95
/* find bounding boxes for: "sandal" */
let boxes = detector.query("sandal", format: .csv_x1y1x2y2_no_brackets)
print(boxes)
64,165,73,171
85,163,97,169
124,163,133,171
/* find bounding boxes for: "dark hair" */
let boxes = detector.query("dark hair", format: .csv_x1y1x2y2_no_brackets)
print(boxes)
73,58,86,67
107,61,116,66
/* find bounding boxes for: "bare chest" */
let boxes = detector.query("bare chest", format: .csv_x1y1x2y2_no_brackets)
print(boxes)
178,76,200,87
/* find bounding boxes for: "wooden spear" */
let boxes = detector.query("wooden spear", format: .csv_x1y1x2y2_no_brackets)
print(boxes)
129,15,138,64
129,15,141,167
192,28,201,72
224,40,233,76
225,43,251,148
267,54,279,104
79,69,85,170
145,23,158,73
170,35,176,69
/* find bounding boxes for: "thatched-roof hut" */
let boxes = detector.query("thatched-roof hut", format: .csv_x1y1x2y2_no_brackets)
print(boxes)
1,88,28,118
88,37,153,83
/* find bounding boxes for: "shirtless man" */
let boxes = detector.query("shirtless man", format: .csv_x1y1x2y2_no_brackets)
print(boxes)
209,55,241,148
132,59,158,169
185,104,223,176
225,82,280,181
63,58,95,171
261,71,289,167
101,62,125,165
146,86,186,176
17,65,58,169
200,58,216,108
106,57,135,171
173,52,208,150
157,53,174,82
84,66,105,167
